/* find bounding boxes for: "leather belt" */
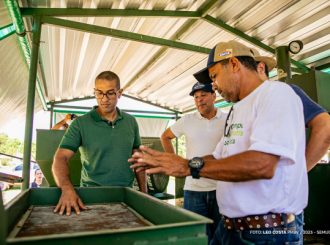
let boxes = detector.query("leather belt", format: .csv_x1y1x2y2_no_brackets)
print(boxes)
223,213,296,231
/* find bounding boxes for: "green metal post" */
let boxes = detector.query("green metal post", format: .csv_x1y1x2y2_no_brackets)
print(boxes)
50,102,54,128
0,189,7,244
54,112,57,125
22,17,42,190
275,46,291,83
174,112,185,198
175,113,179,154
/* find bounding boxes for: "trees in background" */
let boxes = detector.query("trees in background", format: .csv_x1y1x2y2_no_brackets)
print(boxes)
0,133,36,167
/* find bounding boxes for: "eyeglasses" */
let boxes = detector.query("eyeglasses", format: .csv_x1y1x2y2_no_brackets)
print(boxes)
94,89,118,99
224,106,234,137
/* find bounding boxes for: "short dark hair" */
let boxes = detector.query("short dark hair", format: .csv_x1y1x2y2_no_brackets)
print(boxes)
236,56,258,71
95,71,120,89
219,56,257,72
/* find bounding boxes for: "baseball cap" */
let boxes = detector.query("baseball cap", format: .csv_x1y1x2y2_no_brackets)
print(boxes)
189,82,214,96
252,48,276,71
193,40,256,84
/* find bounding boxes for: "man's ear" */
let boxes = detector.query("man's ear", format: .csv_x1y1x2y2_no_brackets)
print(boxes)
257,62,265,73
229,57,241,72
117,89,123,98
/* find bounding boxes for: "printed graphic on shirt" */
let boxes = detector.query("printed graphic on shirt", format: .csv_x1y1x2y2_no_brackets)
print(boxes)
224,122,243,146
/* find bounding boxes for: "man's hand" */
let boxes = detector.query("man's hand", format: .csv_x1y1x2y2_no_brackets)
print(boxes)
129,145,190,177
53,187,87,215
64,113,72,123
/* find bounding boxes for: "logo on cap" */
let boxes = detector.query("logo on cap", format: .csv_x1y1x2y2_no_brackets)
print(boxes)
193,83,204,90
219,51,231,57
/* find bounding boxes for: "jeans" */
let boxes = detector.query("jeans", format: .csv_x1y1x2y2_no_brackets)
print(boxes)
210,213,304,245
184,190,220,243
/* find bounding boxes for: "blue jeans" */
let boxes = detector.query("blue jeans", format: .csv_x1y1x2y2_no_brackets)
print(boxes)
210,213,304,245
184,190,220,243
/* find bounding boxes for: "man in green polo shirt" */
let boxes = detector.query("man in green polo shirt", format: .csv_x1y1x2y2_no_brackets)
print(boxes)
52,71,147,216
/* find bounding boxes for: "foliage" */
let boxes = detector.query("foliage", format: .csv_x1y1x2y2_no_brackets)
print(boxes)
0,133,36,166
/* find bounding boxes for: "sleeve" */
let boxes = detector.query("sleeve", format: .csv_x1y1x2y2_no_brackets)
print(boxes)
289,84,326,126
170,116,186,138
133,118,141,149
248,84,304,164
59,118,82,152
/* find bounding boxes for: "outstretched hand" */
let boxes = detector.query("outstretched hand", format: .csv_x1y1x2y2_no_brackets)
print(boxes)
129,145,190,177
54,187,87,216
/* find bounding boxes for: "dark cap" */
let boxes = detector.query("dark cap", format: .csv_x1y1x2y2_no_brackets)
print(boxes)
189,82,214,96
193,40,256,84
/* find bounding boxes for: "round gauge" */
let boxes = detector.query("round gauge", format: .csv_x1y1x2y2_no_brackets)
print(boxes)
288,40,303,54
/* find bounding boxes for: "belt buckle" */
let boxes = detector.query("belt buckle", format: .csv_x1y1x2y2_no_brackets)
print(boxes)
286,214,295,223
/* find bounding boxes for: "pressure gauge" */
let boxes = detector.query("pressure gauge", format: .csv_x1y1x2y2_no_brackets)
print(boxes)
288,40,303,54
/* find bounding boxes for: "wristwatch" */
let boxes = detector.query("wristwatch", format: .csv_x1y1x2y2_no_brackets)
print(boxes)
188,157,204,179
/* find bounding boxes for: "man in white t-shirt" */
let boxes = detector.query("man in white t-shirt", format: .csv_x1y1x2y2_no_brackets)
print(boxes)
161,82,227,241
130,40,308,244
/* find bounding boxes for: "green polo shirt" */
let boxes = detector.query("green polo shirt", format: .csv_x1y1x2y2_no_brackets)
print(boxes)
59,107,141,187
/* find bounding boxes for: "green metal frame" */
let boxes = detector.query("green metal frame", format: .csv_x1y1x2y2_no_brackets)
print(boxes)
21,17,42,190
51,105,177,121
21,8,201,18
123,94,180,113
276,46,292,82
0,23,15,41
0,189,6,245
47,95,180,114
20,6,310,74
53,104,176,115
41,16,211,54
52,109,176,121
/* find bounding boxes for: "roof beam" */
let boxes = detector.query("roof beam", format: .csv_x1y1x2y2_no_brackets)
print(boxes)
21,7,312,76
316,62,330,71
0,23,15,41
123,0,218,91
123,94,180,113
21,8,200,18
47,94,180,113
53,104,176,116
48,96,95,105
41,16,210,54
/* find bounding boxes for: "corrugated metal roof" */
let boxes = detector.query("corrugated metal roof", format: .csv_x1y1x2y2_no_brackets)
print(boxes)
1,0,329,126
0,0,42,128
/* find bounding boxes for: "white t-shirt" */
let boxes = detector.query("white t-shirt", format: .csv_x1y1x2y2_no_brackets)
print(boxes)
213,80,308,218
171,108,227,191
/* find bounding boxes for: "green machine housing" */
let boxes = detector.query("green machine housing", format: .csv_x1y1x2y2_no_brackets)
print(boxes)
289,70,330,231
36,130,169,193
0,187,211,245
36,129,81,187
